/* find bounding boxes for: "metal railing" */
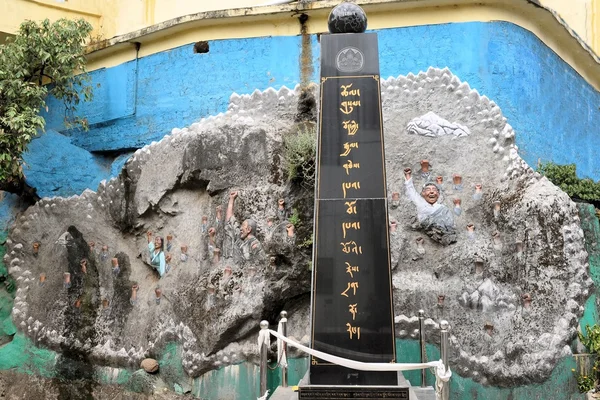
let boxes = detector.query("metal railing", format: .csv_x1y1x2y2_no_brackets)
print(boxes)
259,320,269,395
418,309,427,387
259,311,451,399
440,320,450,400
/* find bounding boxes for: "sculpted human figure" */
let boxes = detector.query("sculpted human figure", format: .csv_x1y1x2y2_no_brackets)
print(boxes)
146,231,166,277
404,167,456,245
223,191,264,262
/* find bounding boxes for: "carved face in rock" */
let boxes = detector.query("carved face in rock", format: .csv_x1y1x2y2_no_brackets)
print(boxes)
240,220,253,240
421,184,440,205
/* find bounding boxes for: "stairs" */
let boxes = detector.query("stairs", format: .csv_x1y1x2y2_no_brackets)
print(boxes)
269,372,436,400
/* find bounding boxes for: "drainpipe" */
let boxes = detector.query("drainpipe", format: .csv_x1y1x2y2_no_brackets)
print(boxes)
133,42,141,116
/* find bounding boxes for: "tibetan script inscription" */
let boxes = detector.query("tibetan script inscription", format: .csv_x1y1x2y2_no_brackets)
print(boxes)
310,32,396,386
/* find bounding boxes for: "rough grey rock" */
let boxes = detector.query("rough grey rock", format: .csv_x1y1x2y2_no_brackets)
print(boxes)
0,370,186,399
381,67,591,386
7,85,313,378
6,68,592,388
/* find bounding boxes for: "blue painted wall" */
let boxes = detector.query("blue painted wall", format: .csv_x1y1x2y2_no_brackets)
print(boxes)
22,130,120,198
377,22,600,181
44,37,305,152
40,21,600,189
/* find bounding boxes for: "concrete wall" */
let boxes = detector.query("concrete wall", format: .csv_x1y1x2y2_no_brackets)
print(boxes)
0,0,114,38
36,21,600,199
540,0,597,50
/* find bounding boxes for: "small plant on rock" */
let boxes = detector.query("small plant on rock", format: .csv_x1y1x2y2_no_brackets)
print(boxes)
574,324,600,393
579,324,600,354
573,370,595,393
283,122,316,188
288,208,301,227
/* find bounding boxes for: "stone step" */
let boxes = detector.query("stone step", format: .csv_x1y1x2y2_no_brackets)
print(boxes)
269,372,437,400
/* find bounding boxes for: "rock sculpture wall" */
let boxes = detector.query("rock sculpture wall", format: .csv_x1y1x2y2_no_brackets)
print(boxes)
4,68,592,389
380,68,591,386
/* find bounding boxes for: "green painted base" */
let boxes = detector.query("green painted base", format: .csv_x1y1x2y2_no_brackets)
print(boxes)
0,205,598,399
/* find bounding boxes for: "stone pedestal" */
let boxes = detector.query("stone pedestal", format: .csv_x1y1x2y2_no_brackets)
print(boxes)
298,386,409,399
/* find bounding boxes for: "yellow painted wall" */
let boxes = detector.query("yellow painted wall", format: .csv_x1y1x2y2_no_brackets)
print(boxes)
110,0,600,56
2,0,600,57
539,0,595,48
0,0,116,39
2,0,600,89
109,0,271,38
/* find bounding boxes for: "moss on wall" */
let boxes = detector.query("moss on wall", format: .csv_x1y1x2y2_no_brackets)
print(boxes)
0,333,56,377
0,240,56,377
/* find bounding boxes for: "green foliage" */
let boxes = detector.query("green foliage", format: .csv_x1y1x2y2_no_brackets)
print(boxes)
0,18,93,189
537,162,600,202
288,208,301,227
298,234,313,249
283,122,316,187
573,369,595,393
579,325,600,354
575,325,600,392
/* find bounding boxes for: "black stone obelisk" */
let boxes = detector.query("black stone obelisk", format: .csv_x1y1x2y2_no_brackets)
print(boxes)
308,2,397,386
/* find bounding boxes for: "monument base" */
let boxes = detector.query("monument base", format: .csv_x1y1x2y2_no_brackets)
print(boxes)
297,385,410,399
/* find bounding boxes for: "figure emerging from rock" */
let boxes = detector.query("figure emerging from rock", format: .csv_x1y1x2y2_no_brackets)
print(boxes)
146,231,167,277
32,242,40,257
404,168,456,245
100,245,109,263
111,258,120,276
223,191,264,261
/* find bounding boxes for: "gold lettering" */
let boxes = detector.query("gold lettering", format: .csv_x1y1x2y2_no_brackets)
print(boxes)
341,282,359,297
340,84,361,97
345,200,357,214
340,241,363,255
342,181,361,198
343,160,360,175
346,323,361,340
345,262,359,278
349,303,358,320
340,142,359,157
341,221,361,239
339,101,361,115
342,120,359,136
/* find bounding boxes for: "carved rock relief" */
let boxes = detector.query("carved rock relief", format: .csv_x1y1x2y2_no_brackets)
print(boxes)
4,68,592,387
382,67,591,386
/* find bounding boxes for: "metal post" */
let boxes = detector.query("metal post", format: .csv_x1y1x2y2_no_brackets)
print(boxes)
260,320,269,396
418,309,426,387
280,310,288,388
440,320,449,400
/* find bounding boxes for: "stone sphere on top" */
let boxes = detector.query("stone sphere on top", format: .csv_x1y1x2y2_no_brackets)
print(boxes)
327,2,368,34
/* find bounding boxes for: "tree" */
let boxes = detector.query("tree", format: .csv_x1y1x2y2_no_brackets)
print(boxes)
0,18,93,201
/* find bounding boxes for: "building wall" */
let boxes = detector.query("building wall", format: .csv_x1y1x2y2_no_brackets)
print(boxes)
0,0,115,38
2,0,600,57
3,2,600,399
34,20,600,200
540,0,597,50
